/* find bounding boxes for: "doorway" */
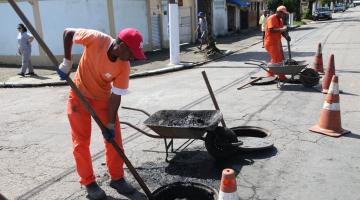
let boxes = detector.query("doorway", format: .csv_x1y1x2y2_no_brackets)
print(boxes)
227,5,236,32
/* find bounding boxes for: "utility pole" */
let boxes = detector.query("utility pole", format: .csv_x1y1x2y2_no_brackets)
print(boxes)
168,0,180,65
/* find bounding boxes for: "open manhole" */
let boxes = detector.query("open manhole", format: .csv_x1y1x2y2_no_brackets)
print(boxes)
152,182,218,200
230,126,270,137
231,126,273,152
205,126,273,159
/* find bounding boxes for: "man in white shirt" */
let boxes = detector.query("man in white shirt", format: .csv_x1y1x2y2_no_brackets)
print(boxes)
259,10,269,48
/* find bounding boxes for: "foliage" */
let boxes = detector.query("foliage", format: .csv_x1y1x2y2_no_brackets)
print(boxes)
302,8,313,19
267,0,283,12
267,0,298,14
320,0,332,6
293,20,306,26
283,0,297,13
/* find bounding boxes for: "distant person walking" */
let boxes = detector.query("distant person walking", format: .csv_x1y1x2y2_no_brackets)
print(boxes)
196,12,208,50
259,10,269,48
17,23,36,76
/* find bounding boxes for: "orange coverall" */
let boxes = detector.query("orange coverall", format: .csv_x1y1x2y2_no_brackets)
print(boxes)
68,29,130,185
264,14,285,79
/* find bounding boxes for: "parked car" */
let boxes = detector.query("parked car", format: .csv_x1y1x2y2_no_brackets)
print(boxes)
334,4,346,12
313,7,332,20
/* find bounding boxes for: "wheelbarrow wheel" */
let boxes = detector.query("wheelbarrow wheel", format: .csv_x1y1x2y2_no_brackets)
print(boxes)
300,68,320,88
204,127,238,160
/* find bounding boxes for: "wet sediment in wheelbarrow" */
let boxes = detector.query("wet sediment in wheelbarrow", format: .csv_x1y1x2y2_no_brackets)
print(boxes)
152,182,218,200
143,110,223,139
205,126,273,159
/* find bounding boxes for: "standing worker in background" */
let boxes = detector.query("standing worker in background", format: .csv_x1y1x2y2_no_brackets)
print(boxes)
196,12,208,50
264,5,291,81
57,28,146,200
17,23,36,77
259,10,269,48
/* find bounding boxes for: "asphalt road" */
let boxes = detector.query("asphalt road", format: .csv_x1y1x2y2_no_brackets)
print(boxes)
1,8,360,200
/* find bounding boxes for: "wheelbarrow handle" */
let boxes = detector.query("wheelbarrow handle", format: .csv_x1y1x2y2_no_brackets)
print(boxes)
122,106,151,116
248,59,268,65
120,121,163,139
246,62,271,73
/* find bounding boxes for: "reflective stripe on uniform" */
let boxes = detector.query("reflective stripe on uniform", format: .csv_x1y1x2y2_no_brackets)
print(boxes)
111,86,129,96
323,102,340,111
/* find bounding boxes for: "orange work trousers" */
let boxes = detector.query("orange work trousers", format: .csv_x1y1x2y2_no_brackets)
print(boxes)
265,43,285,80
67,90,124,185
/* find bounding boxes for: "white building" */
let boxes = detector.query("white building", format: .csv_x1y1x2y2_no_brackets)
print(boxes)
0,0,228,66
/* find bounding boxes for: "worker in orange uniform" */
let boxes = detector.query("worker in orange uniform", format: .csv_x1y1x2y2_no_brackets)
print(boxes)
57,28,146,200
264,5,291,81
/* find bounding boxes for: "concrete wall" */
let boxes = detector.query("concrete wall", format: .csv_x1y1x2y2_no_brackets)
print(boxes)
39,0,110,56
0,0,149,66
248,2,258,28
213,0,227,36
0,2,39,56
112,0,149,49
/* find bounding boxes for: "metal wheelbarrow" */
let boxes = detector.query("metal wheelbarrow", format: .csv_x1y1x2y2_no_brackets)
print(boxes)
120,106,273,161
246,40,320,88
246,59,320,88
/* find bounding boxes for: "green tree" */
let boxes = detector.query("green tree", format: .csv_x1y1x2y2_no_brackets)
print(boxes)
320,0,331,6
283,0,297,13
267,0,283,12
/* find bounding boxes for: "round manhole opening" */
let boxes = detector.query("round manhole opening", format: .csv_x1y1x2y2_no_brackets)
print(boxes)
230,126,270,138
152,182,218,200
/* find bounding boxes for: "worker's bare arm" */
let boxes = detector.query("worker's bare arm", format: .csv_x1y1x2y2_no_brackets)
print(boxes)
108,93,122,125
63,28,76,60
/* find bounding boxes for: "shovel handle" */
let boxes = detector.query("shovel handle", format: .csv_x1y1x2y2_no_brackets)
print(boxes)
201,71,227,127
237,77,262,90
287,40,292,60
7,1,154,199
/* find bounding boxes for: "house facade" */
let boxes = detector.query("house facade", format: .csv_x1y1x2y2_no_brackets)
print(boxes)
0,0,243,66
225,0,267,32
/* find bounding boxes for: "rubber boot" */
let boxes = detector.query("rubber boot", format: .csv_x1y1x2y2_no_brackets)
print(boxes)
85,182,106,200
110,178,136,195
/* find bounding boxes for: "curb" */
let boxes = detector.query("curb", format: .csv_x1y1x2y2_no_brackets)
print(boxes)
0,40,261,88
0,81,67,88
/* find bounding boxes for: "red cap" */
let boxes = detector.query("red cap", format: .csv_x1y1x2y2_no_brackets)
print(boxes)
118,28,146,60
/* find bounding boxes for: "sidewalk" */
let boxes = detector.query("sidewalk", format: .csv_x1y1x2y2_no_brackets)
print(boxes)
0,29,262,88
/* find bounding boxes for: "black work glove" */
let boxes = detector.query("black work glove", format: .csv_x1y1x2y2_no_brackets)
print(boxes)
286,35,291,42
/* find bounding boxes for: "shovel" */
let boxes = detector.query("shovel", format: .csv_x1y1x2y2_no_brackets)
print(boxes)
7,1,154,199
284,33,298,66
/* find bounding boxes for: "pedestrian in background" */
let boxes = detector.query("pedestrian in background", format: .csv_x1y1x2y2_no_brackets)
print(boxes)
264,5,291,81
57,28,146,200
196,12,208,50
17,23,36,76
259,10,269,48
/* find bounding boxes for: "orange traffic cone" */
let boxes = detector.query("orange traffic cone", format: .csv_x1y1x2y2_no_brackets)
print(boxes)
313,43,324,74
218,168,239,200
322,54,336,93
310,75,350,137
